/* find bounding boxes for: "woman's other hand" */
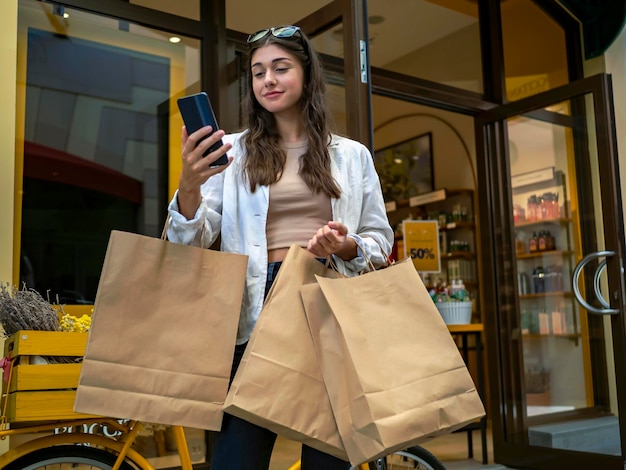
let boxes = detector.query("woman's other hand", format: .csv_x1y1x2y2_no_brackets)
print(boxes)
307,221,358,260
177,125,232,219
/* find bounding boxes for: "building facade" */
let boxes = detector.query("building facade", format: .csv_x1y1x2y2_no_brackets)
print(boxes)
1,1,626,468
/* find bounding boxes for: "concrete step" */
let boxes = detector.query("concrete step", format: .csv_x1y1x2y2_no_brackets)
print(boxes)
528,416,620,455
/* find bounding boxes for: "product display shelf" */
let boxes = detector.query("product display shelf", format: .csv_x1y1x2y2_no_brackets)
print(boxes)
386,188,481,324
512,170,580,408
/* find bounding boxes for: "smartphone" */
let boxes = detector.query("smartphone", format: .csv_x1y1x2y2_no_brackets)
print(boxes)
177,92,228,167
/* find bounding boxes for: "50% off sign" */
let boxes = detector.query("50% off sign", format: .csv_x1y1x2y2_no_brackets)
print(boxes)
402,220,441,273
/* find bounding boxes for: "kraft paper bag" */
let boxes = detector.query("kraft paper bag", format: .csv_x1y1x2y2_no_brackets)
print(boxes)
301,258,485,465
223,245,347,461
74,230,248,430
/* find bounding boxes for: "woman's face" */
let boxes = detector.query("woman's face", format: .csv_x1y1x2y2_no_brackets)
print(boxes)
250,44,305,118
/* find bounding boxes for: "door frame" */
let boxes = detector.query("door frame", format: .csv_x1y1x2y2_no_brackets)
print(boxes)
475,72,626,469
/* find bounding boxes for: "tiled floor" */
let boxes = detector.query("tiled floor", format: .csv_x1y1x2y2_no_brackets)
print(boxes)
269,428,515,469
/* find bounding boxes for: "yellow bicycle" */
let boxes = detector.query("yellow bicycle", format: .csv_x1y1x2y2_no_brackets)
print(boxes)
0,417,194,469
0,415,444,469
0,329,445,469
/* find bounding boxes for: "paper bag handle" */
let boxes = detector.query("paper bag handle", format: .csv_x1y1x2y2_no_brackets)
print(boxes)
161,213,208,244
356,236,392,272
329,236,390,275
161,214,171,241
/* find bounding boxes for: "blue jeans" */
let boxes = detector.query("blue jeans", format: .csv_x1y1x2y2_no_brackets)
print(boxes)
210,261,350,470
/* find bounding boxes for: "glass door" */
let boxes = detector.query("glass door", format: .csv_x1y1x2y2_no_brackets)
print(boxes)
226,0,370,146
476,73,626,469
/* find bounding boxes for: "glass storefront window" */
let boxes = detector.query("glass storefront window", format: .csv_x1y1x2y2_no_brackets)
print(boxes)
17,0,198,305
312,0,483,94
501,0,569,101
130,0,200,20
226,0,334,35
372,95,475,193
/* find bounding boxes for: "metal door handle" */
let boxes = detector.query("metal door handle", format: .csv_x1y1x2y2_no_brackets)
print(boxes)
594,259,610,309
572,251,619,315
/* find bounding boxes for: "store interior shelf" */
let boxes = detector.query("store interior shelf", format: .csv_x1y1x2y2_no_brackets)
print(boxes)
519,291,573,299
442,252,476,259
514,217,572,228
517,250,574,260
522,333,581,342
441,221,475,231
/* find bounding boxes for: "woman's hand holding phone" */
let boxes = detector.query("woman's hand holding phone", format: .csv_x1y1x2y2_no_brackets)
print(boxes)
182,125,232,172
177,125,232,220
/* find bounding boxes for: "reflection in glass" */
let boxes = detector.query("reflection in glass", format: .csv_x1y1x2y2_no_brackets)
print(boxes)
313,0,483,93
501,0,569,101
226,0,333,36
131,0,200,20
18,0,199,307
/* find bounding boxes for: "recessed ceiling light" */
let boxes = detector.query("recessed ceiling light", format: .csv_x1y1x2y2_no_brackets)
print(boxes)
169,36,181,44
63,12,69,19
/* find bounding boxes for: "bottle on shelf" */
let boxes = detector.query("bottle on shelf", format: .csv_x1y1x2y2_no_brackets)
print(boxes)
460,205,469,222
513,204,525,223
532,266,545,293
452,204,461,222
518,272,530,295
527,195,538,221
549,192,560,219
529,232,538,253
553,192,561,218
520,309,530,334
546,230,556,250
538,231,547,251
515,231,526,255
537,193,550,220
537,311,550,334
438,211,447,226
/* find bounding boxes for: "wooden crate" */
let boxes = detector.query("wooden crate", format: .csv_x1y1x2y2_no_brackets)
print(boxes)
2,330,95,422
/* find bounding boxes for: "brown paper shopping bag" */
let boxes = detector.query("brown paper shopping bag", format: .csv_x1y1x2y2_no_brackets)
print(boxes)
74,230,248,430
223,245,347,460
301,258,485,465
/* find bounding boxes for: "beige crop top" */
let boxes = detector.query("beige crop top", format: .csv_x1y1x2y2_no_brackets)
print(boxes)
266,141,332,251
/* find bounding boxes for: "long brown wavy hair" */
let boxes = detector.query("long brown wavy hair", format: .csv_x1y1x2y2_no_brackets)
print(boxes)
242,27,341,198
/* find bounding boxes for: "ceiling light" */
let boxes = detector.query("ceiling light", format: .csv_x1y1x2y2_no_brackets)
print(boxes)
169,36,181,44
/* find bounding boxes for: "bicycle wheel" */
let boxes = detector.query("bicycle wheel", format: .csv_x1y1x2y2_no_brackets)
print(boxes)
368,445,447,470
5,445,137,470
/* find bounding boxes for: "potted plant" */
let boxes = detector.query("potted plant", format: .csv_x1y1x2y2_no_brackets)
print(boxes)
431,280,473,324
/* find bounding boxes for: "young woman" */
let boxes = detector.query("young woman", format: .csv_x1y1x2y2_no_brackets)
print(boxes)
167,25,393,469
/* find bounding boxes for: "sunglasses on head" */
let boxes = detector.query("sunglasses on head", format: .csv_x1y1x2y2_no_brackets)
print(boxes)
247,25,301,44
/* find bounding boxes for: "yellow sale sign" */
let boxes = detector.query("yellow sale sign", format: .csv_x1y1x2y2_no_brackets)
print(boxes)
402,220,441,272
